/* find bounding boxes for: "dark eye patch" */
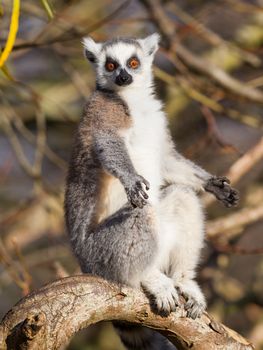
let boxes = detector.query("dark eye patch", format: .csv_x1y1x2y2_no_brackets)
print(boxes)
105,57,119,72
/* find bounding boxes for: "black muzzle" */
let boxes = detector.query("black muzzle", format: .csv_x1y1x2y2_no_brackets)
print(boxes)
115,69,133,86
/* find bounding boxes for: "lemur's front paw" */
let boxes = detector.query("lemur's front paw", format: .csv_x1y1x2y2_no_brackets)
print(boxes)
125,175,150,209
204,176,239,208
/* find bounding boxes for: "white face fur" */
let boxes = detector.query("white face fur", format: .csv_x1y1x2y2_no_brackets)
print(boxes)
83,34,160,91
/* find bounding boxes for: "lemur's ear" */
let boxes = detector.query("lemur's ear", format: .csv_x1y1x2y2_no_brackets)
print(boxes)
83,37,102,63
138,33,160,56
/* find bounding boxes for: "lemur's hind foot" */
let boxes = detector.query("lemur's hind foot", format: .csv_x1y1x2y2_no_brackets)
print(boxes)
142,270,180,317
176,280,206,319
205,176,239,207
184,295,206,319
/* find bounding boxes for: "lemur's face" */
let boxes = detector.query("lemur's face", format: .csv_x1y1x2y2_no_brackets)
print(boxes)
83,34,160,91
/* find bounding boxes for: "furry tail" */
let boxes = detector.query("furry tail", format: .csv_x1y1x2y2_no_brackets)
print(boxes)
114,322,176,350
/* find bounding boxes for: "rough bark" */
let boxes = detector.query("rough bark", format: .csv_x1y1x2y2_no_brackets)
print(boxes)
0,275,254,350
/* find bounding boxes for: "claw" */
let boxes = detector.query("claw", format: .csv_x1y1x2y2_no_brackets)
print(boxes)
126,175,150,208
144,179,150,191
221,176,230,184
141,191,149,200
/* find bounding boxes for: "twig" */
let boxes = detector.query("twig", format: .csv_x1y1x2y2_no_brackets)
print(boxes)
53,45,91,99
200,105,239,153
1,114,38,178
224,0,263,13
141,0,263,105
207,204,263,239
0,83,68,179
169,2,261,67
40,0,54,19
210,240,263,255
11,112,67,170
51,261,69,279
0,198,36,228
1,107,47,183
33,109,46,186
154,66,262,129
0,239,32,296
12,240,33,293
247,75,263,88
226,137,263,184
177,43,263,104
11,0,132,51
204,136,263,206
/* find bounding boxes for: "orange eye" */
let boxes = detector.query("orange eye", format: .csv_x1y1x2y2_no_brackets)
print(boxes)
129,58,139,69
105,62,116,72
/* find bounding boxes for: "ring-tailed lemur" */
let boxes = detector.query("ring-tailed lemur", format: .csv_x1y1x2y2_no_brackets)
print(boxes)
64,34,239,350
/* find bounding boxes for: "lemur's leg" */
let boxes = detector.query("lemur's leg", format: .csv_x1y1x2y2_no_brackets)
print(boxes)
82,203,157,286
158,184,206,319
83,203,179,316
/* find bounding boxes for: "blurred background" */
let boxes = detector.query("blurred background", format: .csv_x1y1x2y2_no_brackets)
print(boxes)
0,0,263,349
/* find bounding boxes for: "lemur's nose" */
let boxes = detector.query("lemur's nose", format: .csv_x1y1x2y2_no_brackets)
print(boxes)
115,69,133,86
120,75,128,82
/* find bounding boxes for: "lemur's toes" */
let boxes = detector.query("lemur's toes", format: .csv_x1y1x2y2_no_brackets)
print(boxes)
138,186,149,200
222,188,239,207
128,185,149,208
176,281,206,319
130,194,147,208
127,176,150,208
141,177,150,191
142,278,179,317
185,297,206,319
205,176,239,207
152,287,179,316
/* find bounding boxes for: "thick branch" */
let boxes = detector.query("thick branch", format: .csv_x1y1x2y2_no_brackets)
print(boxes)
0,275,254,350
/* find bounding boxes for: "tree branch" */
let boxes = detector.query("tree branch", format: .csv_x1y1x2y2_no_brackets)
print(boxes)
140,0,263,105
204,136,263,206
0,275,254,350
207,204,263,239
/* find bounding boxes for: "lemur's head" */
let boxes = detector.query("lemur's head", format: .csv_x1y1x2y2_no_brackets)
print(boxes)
83,34,160,91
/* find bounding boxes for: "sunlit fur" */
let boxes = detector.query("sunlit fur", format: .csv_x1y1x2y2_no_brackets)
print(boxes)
79,34,211,349
65,33,238,350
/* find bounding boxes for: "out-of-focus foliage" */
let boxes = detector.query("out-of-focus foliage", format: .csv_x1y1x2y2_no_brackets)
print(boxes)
0,0,263,349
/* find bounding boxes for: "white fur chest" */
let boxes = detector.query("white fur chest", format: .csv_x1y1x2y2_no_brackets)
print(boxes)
120,89,166,204
97,89,167,223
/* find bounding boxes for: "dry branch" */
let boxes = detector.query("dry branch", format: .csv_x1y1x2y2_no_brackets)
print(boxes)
0,275,254,350
207,204,263,239
226,137,263,184
11,0,132,51
141,0,263,104
168,2,261,67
